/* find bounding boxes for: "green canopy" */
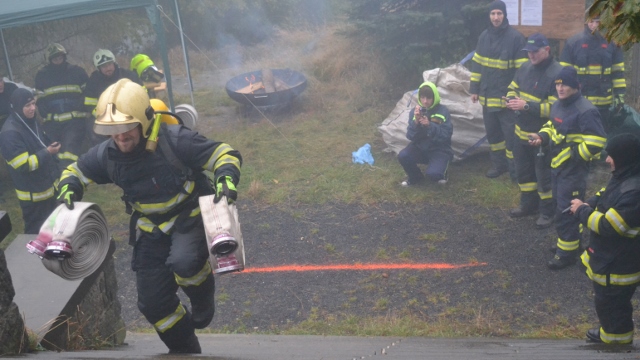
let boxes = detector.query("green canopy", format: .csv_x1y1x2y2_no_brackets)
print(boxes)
0,0,181,109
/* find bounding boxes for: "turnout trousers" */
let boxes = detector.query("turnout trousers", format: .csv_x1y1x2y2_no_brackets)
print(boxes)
593,281,637,344
552,157,590,257
132,216,215,351
19,197,58,234
513,139,554,215
42,118,86,169
398,143,450,183
483,107,516,170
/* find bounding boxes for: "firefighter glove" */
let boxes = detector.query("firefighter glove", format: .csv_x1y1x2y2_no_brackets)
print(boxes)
57,184,76,210
214,176,237,204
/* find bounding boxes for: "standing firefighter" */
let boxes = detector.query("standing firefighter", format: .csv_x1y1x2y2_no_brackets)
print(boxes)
0,89,61,233
505,33,562,229
569,134,640,345
527,67,607,270
84,49,141,146
34,43,89,168
560,15,626,134
57,79,242,353
470,0,527,180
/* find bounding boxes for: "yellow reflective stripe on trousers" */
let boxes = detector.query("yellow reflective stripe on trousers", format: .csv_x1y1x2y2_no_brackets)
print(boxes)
489,141,506,151
557,237,579,251
15,187,55,202
538,190,552,200
515,125,531,141
154,304,186,333
600,327,634,344
518,182,537,192
175,262,212,287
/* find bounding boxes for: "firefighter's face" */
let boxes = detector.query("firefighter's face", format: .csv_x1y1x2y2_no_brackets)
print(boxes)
50,55,64,65
22,99,37,119
605,155,615,171
556,83,578,100
112,125,141,153
528,46,550,65
490,10,504,27
99,62,116,77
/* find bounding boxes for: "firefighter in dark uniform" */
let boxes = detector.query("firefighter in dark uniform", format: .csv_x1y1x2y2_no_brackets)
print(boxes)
470,0,527,179
84,49,141,146
528,67,607,270
398,81,453,186
505,33,562,229
0,89,61,233
560,16,626,134
57,79,242,354
34,43,89,168
568,133,640,344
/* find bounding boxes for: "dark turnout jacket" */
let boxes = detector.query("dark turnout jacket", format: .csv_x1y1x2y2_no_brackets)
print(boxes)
34,61,88,122
470,17,527,109
577,162,640,286
406,82,453,158
507,55,563,139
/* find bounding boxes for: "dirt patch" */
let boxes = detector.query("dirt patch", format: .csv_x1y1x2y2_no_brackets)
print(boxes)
113,179,620,335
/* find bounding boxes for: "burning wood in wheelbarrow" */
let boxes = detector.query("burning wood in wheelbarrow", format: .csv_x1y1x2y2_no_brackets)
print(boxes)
226,68,307,107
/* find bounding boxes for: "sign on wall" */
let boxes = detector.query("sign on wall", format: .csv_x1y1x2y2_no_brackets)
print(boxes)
507,0,586,40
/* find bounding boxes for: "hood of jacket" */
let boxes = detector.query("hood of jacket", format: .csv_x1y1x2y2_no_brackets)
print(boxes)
417,81,440,110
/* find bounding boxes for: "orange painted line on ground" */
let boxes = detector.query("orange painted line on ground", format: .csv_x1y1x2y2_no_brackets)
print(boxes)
241,262,488,273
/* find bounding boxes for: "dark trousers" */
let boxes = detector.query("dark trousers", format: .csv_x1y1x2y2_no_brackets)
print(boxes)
594,281,637,343
552,157,590,256
42,118,86,169
19,197,57,234
398,143,450,183
132,218,213,350
483,107,516,162
513,139,554,214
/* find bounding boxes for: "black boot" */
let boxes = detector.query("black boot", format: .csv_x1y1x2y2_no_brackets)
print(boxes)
486,151,508,178
536,198,556,229
510,192,538,218
168,332,202,354
159,313,202,354
547,254,577,270
586,328,603,343
183,273,215,329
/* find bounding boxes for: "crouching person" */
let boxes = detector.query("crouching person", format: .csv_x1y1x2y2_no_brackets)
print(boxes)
56,79,242,354
398,81,453,186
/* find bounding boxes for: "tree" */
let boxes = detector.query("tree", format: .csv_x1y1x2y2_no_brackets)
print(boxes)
589,0,640,48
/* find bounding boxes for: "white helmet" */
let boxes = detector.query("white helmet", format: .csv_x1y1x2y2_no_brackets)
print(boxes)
93,49,115,68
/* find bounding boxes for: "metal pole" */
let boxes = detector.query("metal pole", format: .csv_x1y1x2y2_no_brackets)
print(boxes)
1,29,14,81
174,0,195,107
149,1,174,110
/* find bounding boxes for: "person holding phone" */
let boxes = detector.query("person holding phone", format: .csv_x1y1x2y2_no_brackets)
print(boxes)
0,88,61,233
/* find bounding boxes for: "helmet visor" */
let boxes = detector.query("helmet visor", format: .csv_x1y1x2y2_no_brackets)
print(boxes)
94,121,139,136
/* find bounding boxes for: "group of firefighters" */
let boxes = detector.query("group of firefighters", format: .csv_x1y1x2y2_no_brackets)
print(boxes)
0,45,242,353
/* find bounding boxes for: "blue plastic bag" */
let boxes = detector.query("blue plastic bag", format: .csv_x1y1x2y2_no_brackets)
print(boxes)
352,143,374,165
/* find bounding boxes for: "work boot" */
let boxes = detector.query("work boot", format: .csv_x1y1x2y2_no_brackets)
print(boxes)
486,166,508,178
547,254,576,270
187,273,215,329
509,206,537,218
586,328,603,343
486,151,508,178
536,214,554,229
168,332,201,354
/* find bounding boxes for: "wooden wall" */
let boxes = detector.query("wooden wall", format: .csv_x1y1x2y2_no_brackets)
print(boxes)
512,0,586,41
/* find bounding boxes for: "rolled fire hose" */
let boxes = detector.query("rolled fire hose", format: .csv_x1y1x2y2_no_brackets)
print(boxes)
199,195,245,274
31,202,111,281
